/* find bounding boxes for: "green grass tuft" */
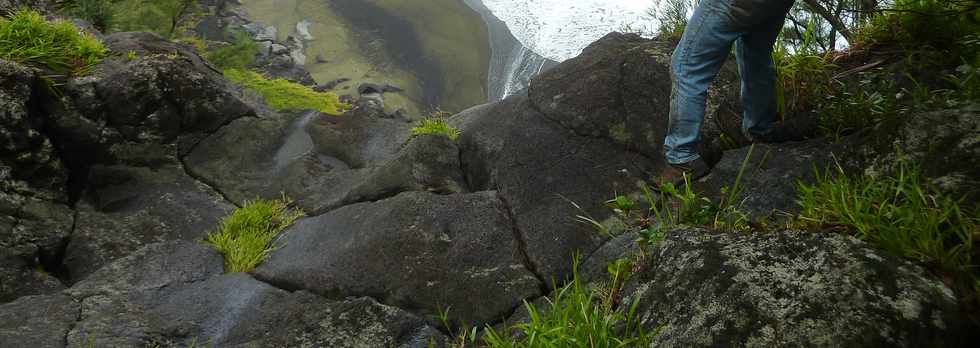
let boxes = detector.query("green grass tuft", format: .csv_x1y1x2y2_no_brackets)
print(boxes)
205,197,303,273
223,68,349,115
797,161,977,274
0,9,108,76
206,31,259,70
481,258,652,347
411,118,460,141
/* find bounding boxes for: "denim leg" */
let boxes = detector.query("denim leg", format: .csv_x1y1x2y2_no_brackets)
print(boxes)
736,14,785,138
664,0,741,165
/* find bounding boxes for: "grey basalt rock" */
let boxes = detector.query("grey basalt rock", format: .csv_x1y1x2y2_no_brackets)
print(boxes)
63,164,234,282
185,105,463,215
0,193,73,302
253,191,542,326
454,93,656,283
856,104,979,202
0,293,80,348
695,139,842,220
611,228,966,347
48,31,253,169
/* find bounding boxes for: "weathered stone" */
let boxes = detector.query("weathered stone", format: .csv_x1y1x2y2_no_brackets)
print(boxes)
616,228,966,346
185,107,447,215
856,104,979,202
0,191,73,302
695,139,841,219
0,293,80,348
64,164,233,282
455,94,656,282
47,31,253,170
0,59,67,201
253,191,542,325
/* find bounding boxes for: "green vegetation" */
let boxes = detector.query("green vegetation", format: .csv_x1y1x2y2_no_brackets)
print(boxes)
205,198,303,273
0,9,108,76
62,0,115,32
796,162,978,296
480,259,653,348
223,68,349,115
411,118,461,142
206,31,260,70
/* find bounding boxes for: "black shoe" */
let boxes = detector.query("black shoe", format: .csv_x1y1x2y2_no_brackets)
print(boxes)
654,158,712,189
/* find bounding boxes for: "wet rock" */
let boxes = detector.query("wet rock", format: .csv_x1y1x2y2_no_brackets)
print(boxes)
315,77,351,92
64,165,233,282
0,59,67,201
47,32,253,170
695,139,842,220
185,107,426,214
0,192,73,302
253,191,542,325
455,94,657,282
0,293,80,348
528,32,737,163
613,228,967,346
856,104,980,202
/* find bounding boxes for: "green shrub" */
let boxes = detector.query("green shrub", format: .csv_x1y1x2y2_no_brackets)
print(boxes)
205,198,303,273
796,161,977,284
223,68,349,115
411,118,460,141
109,0,198,38
856,0,980,56
481,259,653,348
0,9,108,76
206,31,259,70
63,0,115,32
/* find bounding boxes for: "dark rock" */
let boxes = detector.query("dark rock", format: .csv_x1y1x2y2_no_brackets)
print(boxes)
0,192,73,302
855,104,979,202
695,139,841,220
527,32,737,163
185,107,427,214
455,94,657,282
0,0,52,14
0,293,80,348
612,228,967,346
315,53,328,64
315,77,351,92
383,83,405,93
67,251,445,347
47,32,253,170
63,164,233,282
359,83,385,95
253,191,542,325
0,59,67,201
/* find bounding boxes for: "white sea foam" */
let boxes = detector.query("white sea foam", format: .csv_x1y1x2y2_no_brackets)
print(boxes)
481,0,655,61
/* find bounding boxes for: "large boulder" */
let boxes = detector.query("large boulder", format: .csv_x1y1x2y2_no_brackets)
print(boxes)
856,104,979,202
695,139,842,220
186,106,465,215
59,241,445,347
0,293,80,347
588,228,967,346
0,60,73,301
253,191,542,325
63,164,233,282
46,31,253,171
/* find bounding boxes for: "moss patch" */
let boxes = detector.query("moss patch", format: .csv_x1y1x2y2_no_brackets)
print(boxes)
224,68,349,114
411,118,460,141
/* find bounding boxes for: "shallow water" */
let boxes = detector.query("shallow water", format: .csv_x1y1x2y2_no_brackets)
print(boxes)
240,0,490,116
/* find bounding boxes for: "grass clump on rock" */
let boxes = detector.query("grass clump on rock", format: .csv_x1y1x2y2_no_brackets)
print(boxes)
223,68,348,115
411,118,460,141
796,162,978,308
0,9,107,76
205,198,303,273
480,259,652,347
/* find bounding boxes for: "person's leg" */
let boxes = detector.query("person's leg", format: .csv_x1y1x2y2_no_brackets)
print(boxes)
736,13,786,139
664,0,743,165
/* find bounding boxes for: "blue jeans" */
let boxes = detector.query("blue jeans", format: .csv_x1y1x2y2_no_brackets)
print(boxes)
664,0,788,164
